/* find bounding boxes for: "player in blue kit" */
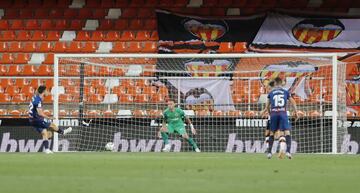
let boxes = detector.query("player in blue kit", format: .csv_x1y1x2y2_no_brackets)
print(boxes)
261,77,299,159
28,85,72,154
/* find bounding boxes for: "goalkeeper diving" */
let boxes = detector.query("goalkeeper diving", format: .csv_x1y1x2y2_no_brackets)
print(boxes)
159,100,201,152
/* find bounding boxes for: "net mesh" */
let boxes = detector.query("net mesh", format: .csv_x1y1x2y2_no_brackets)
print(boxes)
55,54,347,153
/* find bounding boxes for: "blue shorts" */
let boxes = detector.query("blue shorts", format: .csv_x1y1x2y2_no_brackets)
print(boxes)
29,118,51,133
270,112,291,131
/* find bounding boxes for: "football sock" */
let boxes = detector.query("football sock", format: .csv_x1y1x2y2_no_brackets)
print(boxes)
186,138,198,150
285,135,292,153
268,135,274,153
43,140,49,149
161,132,169,145
57,128,64,135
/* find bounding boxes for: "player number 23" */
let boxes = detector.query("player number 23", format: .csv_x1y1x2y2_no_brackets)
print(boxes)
273,95,285,107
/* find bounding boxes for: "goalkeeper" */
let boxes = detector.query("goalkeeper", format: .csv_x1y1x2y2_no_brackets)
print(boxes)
159,100,201,152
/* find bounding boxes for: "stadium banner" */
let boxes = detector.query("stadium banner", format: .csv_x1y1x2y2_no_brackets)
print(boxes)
156,10,265,53
168,79,235,111
0,118,359,154
252,13,360,49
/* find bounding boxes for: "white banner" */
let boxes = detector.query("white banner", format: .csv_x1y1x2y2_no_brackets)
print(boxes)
168,79,235,111
253,13,360,49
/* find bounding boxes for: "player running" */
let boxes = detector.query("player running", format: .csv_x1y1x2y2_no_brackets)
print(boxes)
261,77,299,159
28,85,72,154
159,100,201,152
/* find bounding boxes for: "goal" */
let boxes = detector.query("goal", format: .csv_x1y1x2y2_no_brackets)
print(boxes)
52,53,347,153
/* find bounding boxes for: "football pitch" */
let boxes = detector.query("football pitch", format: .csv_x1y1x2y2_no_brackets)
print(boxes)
0,153,359,193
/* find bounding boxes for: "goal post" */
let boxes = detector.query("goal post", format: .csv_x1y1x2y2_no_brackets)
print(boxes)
52,53,346,153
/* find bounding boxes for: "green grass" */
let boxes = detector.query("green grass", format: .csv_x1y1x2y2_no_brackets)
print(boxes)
0,153,359,193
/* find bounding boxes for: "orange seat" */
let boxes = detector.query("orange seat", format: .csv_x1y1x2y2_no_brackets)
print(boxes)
0,42,8,52
144,19,157,30
0,109,7,116
0,20,9,30
234,42,247,53
90,31,104,41
0,53,14,64
96,86,108,95
17,31,30,41
136,79,151,87
6,85,21,95
46,31,60,41
0,79,13,88
120,31,135,41
10,20,23,30
114,19,128,30
212,110,225,116
142,41,157,53
82,42,97,53
0,65,7,75
122,8,137,18
70,20,83,30
149,31,158,41
40,19,53,30
104,31,120,41
30,30,44,40
132,109,146,118
7,65,22,75
127,86,142,95
23,42,37,52
158,86,169,96
93,9,107,18
43,95,53,103
19,9,33,18
42,79,54,88
243,110,258,117
0,31,15,41
66,41,82,53
43,53,54,64
54,19,68,30
99,19,113,30
138,8,154,18
37,64,53,76
53,41,67,52
0,93,11,103
127,42,142,52
129,19,143,30
37,41,52,52
64,8,78,19
232,94,244,103
25,19,39,30
150,94,166,103
103,109,115,117
8,109,23,117
15,79,30,87
111,42,127,53
79,8,93,19
76,31,90,41
8,42,22,52
146,109,162,118
21,85,35,97
34,9,49,19
118,94,134,103
112,86,127,95
22,65,37,75
88,94,104,104
85,110,101,117
59,94,73,103
14,53,29,64
218,42,233,53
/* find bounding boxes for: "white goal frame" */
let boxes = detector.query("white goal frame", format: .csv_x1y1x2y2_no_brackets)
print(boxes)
53,53,339,153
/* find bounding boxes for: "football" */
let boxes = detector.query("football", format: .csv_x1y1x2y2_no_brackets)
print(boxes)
105,142,115,151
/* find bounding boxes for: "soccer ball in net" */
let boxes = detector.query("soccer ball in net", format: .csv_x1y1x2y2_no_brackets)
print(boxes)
105,142,115,151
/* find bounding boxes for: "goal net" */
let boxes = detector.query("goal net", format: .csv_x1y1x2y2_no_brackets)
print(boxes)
53,53,346,153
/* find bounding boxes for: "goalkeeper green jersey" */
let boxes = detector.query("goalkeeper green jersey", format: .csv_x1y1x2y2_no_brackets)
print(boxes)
163,107,186,134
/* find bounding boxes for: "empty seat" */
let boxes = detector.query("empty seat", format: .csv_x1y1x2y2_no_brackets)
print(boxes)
31,31,45,40
87,94,103,103
129,19,143,30
43,53,54,64
111,42,127,53
122,8,137,18
114,19,128,30
0,31,15,41
10,20,23,30
21,85,35,97
144,19,157,30
49,9,63,18
118,94,134,103
82,42,97,53
64,8,78,19
136,31,150,41
70,20,84,30
14,53,29,64
142,41,157,53
54,19,68,30
234,42,247,53
0,53,14,64
23,42,37,52
75,31,90,41
6,85,21,95
104,31,120,41
99,19,113,30
127,42,142,52
112,86,126,95
17,31,31,41
19,10,33,18
40,20,54,30
46,31,60,41
120,31,135,41
218,42,234,53
7,65,22,76
22,65,37,75
7,42,21,52
0,65,7,75
90,31,104,41
37,64,53,76
25,20,39,30
53,41,67,52
34,9,49,19
0,20,10,30
37,41,52,52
